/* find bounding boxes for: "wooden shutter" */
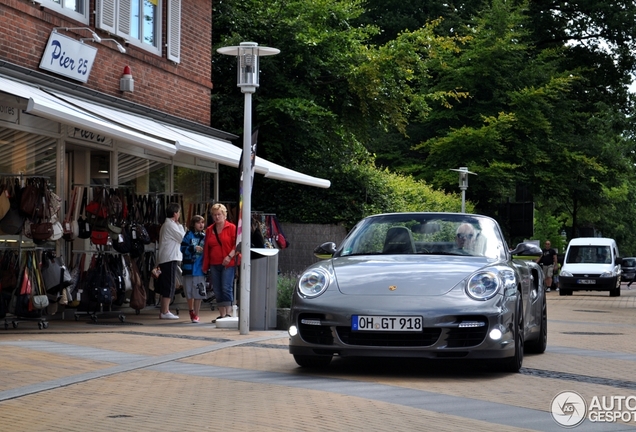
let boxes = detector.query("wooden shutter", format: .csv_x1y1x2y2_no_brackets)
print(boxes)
117,0,133,40
96,0,117,34
166,0,181,63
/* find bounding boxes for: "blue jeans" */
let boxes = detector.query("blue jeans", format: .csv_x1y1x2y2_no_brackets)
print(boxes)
209,264,235,307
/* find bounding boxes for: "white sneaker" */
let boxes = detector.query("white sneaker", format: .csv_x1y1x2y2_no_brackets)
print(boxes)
160,311,179,320
546,288,551,292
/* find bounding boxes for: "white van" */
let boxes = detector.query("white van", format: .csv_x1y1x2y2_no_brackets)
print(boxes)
559,237,622,297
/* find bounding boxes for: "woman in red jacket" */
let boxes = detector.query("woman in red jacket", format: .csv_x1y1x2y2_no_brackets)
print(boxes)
202,203,237,322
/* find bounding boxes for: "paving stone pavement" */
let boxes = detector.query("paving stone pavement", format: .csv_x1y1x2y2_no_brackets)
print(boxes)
1,287,636,431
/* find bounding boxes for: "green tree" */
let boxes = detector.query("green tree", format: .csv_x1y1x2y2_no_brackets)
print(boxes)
211,0,465,226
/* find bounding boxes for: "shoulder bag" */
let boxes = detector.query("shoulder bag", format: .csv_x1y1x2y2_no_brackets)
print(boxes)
77,187,91,239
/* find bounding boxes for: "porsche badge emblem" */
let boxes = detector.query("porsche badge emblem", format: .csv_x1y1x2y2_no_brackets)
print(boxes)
389,285,397,291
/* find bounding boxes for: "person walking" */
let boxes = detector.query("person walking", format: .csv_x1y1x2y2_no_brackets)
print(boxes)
536,240,558,292
202,203,237,323
181,215,206,323
156,202,185,319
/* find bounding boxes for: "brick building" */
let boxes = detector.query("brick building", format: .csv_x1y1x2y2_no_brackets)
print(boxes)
0,1,329,317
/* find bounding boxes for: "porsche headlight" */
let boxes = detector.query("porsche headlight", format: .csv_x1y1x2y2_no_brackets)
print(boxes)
298,268,330,298
466,269,514,300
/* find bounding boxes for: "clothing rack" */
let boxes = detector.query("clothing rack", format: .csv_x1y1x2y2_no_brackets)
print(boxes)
0,172,51,178
71,249,125,255
72,183,135,188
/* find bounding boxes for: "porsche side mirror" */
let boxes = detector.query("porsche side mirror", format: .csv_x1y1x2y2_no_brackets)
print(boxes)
314,242,337,260
511,242,542,256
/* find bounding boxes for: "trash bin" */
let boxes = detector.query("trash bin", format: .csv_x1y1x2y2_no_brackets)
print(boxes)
249,248,279,330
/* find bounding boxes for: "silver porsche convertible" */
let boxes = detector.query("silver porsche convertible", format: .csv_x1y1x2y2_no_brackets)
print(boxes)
288,212,547,372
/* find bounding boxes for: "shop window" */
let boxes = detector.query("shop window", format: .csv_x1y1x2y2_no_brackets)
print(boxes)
174,166,213,220
35,0,89,24
0,128,57,178
117,152,168,194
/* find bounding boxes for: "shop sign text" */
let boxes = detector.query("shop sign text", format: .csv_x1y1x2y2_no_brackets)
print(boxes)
0,104,19,123
39,32,97,83
67,126,112,145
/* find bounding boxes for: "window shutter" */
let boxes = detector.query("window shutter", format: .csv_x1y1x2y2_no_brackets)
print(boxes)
117,0,133,40
166,0,181,63
96,0,117,34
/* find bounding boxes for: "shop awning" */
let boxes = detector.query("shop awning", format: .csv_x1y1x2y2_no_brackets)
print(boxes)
0,76,177,155
52,92,331,188
0,76,331,188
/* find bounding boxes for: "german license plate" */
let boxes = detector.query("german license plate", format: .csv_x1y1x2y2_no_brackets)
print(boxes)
352,315,422,331
577,279,596,284
624,273,634,279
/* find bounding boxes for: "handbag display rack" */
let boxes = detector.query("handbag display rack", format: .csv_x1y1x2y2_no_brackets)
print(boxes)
0,173,54,269
69,249,127,323
3,248,51,330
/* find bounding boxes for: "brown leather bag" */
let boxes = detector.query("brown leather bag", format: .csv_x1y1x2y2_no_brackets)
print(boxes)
20,182,41,217
128,258,146,311
30,222,53,241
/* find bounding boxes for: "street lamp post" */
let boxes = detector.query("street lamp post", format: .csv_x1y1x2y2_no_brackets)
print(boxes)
217,42,280,335
449,167,477,213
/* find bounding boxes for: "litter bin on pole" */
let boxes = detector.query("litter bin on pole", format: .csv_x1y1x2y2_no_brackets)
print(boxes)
249,248,279,330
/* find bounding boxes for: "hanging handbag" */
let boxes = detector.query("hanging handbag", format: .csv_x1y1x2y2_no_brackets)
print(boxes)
20,179,41,217
121,255,132,291
50,216,64,241
29,253,49,310
91,257,112,305
90,229,109,246
77,187,91,239
67,253,86,302
0,252,19,294
63,186,78,241
41,251,72,293
30,221,54,241
129,259,146,311
30,191,54,241
1,180,26,235
71,187,82,239
0,188,10,220
0,206,25,235
86,187,109,229
112,222,132,254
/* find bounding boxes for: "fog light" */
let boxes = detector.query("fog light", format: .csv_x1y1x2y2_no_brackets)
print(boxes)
301,318,321,326
289,325,298,337
489,328,503,340
459,321,486,328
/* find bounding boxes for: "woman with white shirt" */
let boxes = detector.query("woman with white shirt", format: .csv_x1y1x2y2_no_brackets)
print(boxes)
156,202,185,319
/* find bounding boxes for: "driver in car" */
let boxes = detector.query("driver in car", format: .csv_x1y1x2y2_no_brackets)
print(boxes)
455,223,476,253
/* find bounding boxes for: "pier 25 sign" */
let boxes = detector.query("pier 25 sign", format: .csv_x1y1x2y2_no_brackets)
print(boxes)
39,32,97,83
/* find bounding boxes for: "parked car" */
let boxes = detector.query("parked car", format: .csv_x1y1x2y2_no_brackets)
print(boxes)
621,257,636,284
288,212,547,373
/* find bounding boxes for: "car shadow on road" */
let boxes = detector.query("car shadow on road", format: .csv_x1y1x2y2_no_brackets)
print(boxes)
297,356,513,379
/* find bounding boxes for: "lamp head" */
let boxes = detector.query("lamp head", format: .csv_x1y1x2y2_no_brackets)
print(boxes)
217,42,280,90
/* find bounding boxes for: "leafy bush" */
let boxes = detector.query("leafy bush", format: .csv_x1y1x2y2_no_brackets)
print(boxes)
277,273,297,309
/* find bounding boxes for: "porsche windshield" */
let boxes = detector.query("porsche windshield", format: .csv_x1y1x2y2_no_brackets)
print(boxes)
337,213,506,259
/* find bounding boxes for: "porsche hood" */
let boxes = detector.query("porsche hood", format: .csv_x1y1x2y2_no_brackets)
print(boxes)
331,255,493,296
